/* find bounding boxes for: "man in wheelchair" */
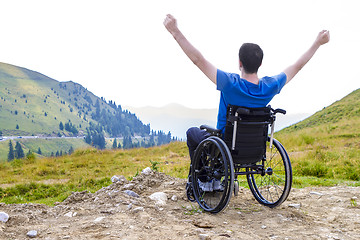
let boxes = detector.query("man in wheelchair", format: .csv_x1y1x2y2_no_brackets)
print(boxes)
164,15,330,207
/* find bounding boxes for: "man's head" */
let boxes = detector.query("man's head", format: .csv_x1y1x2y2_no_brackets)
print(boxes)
239,43,263,74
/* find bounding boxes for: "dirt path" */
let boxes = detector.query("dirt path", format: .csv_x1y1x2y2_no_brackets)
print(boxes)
0,171,359,239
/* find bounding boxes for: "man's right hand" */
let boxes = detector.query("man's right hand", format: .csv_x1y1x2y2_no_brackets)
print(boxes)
284,29,330,85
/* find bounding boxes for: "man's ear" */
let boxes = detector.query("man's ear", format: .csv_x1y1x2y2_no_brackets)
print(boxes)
239,60,243,70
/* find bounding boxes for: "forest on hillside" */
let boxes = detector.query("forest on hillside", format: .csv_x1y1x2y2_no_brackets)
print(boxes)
0,62,177,158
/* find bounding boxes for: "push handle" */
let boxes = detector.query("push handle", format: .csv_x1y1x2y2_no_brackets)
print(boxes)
273,108,286,115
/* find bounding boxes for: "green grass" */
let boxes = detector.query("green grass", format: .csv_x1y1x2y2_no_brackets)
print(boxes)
0,142,190,205
276,116,360,181
0,140,359,206
0,138,90,161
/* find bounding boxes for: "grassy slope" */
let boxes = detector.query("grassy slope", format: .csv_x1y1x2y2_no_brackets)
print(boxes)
0,141,189,186
0,62,110,136
0,142,189,204
0,138,90,161
275,89,360,182
0,62,151,160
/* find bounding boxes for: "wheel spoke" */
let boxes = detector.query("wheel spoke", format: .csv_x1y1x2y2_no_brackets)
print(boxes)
247,138,292,207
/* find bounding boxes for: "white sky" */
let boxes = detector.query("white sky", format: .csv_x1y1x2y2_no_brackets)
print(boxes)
1,0,359,116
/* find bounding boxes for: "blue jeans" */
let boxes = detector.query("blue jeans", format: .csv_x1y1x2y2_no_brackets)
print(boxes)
186,127,210,161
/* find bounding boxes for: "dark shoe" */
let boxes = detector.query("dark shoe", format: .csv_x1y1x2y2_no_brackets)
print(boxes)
186,182,195,202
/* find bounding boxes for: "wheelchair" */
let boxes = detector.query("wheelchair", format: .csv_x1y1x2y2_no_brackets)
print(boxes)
188,105,292,213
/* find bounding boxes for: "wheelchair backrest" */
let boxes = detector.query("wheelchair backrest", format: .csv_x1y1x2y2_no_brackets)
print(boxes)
224,105,274,165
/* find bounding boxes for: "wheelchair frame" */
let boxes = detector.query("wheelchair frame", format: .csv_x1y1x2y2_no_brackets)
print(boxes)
189,105,292,213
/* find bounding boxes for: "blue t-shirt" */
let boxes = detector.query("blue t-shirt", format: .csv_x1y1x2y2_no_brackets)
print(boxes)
216,69,287,133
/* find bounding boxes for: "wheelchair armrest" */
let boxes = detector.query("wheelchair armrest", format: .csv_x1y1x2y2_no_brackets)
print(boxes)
200,125,222,136
236,107,251,115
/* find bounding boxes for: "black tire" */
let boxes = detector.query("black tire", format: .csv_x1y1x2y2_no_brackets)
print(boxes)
191,137,234,213
247,138,292,208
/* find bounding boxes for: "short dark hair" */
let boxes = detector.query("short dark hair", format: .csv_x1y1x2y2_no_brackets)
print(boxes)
238,43,263,74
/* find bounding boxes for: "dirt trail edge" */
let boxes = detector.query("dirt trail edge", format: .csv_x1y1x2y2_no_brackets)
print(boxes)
1,171,359,240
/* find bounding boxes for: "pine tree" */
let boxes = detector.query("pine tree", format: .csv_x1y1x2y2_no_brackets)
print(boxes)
84,134,91,144
15,141,25,159
112,138,118,149
7,140,14,161
37,147,42,155
26,150,35,160
69,146,74,155
59,121,64,130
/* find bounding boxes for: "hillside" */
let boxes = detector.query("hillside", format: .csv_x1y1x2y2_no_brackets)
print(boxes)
276,88,360,181
0,62,149,137
283,88,360,132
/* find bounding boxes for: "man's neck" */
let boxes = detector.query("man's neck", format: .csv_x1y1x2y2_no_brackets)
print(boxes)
241,72,259,85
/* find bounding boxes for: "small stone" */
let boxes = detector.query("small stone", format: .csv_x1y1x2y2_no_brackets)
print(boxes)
123,183,135,190
351,196,358,200
94,216,105,222
171,195,178,201
111,175,120,183
288,203,301,209
199,233,211,240
132,207,144,213
124,190,140,198
27,230,37,238
0,212,9,223
261,225,267,229
127,203,133,210
64,212,73,218
310,191,324,196
149,192,168,206
141,167,152,175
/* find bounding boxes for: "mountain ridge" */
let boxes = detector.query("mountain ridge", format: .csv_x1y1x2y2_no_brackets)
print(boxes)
0,62,150,138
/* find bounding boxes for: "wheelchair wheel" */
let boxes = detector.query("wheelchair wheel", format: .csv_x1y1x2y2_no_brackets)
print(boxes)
247,138,292,208
191,137,234,213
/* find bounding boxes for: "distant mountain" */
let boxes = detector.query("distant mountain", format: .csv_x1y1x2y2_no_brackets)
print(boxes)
126,103,217,140
126,103,311,139
0,62,149,138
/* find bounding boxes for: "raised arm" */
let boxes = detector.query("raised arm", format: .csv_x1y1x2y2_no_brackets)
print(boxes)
164,14,217,85
284,30,330,84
